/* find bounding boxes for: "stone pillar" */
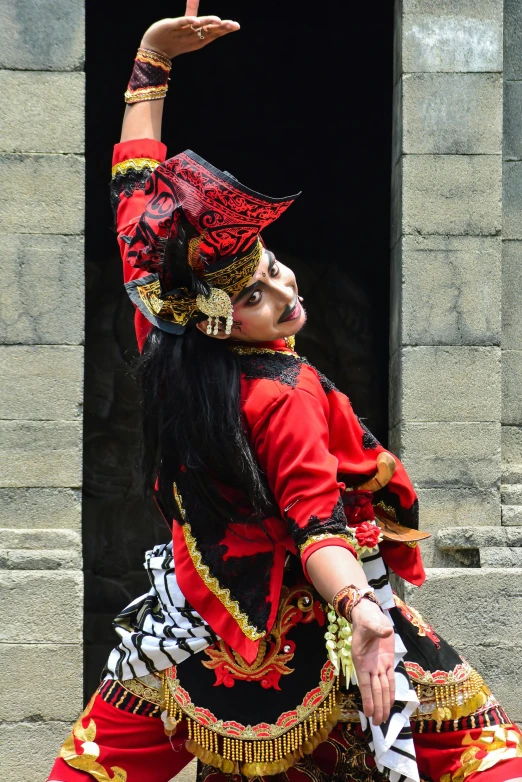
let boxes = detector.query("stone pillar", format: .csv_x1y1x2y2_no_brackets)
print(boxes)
391,0,522,719
0,2,85,779
502,1,522,537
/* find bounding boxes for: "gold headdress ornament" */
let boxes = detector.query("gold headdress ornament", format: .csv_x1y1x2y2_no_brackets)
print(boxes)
197,288,234,336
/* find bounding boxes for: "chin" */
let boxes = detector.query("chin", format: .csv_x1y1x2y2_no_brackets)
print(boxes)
281,307,307,337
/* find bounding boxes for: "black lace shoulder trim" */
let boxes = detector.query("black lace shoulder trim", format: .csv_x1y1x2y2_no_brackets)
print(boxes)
239,353,304,388
110,166,156,220
287,496,348,551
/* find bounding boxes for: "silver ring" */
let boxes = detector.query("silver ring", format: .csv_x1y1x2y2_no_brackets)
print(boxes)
196,27,205,40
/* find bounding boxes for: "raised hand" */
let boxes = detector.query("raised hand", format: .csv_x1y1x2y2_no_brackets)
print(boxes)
350,601,396,725
140,0,240,60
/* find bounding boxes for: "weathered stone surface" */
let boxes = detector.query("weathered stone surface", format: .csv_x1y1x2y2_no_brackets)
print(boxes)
390,236,500,351
502,350,522,425
504,81,522,161
403,0,502,17
0,154,84,235
402,14,502,73
0,72,84,154
0,488,81,529
502,241,522,350
390,346,500,426
464,642,522,723
400,155,501,237
0,0,84,70
0,421,82,488
0,548,83,569
0,234,84,345
505,0,522,80
389,422,500,488
502,505,522,525
0,346,83,421
403,568,522,648
480,547,522,566
417,486,500,528
0,571,82,643
503,162,522,240
437,526,511,548
501,483,522,505
0,643,82,720
0,721,73,782
502,425,522,463
502,464,522,483
401,73,501,154
0,529,81,549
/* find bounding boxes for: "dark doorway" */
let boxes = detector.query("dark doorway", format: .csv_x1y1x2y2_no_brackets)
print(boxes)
83,1,394,698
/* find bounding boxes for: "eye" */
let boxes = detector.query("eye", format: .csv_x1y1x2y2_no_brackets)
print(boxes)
270,262,280,277
247,290,262,306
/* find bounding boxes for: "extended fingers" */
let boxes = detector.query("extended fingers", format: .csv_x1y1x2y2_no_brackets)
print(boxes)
357,672,374,720
371,675,384,725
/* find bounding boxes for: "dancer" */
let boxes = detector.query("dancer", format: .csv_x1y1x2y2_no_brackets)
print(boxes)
48,6,522,782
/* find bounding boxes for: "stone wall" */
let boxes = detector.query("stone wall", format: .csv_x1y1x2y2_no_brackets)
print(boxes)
0,1,85,779
392,0,522,721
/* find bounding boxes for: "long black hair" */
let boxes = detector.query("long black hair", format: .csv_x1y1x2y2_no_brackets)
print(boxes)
139,323,276,526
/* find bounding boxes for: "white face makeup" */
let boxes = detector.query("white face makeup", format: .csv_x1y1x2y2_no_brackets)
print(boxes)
197,249,307,343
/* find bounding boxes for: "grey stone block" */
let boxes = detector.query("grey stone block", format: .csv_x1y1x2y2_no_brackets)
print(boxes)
417,486,500,529
391,421,501,488
502,464,522,483
0,488,81,529
501,483,522,504
0,528,81,549
502,425,522,463
506,527,522,545
0,154,84,235
0,0,84,70
0,346,83,420
0,234,84,345
505,0,522,80
0,721,74,782
0,570,82,642
390,346,500,426
402,73,501,154
502,350,522,425
0,548,83,569
503,162,522,240
0,421,82,488
0,642,82,720
502,241,522,350
480,547,522,566
403,567,522,648
503,81,522,161
0,71,84,154
462,642,522,723
391,235,501,351
436,526,509,548
401,155,501,236
402,15,502,73
502,505,522,525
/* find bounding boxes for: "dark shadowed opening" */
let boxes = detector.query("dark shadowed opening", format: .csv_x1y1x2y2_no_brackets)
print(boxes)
83,0,394,698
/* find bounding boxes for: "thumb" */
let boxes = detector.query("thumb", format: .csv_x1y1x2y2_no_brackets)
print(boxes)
371,623,394,638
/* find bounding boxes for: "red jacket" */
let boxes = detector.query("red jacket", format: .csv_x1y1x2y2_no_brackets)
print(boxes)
112,139,425,663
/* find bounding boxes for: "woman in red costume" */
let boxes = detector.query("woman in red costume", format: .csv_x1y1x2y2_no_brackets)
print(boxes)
48,5,522,782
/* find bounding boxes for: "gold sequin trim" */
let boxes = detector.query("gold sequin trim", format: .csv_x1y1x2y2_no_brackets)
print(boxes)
124,85,168,103
174,483,265,641
111,157,161,178
298,532,357,558
413,669,491,725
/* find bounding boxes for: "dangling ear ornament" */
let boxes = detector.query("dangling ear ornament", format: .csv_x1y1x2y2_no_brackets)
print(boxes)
196,287,234,336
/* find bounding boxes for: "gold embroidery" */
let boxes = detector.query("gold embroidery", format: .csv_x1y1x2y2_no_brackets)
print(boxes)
298,532,357,558
60,695,127,781
132,240,262,329
202,583,315,686
413,669,491,724
111,158,161,177
440,725,522,781
120,676,163,706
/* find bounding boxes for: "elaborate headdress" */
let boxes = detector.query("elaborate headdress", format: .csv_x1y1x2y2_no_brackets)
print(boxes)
124,150,299,334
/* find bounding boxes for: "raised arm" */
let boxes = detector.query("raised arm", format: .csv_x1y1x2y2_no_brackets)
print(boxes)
120,4,240,143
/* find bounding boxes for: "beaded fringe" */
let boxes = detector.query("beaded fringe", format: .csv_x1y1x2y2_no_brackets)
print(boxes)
414,669,491,730
161,674,341,776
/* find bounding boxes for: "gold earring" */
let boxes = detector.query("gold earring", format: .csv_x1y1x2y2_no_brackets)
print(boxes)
196,288,233,336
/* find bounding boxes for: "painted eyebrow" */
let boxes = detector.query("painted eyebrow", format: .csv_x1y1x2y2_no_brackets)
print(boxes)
233,252,277,304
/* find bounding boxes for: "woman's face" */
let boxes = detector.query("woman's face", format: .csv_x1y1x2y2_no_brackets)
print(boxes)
228,248,306,342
